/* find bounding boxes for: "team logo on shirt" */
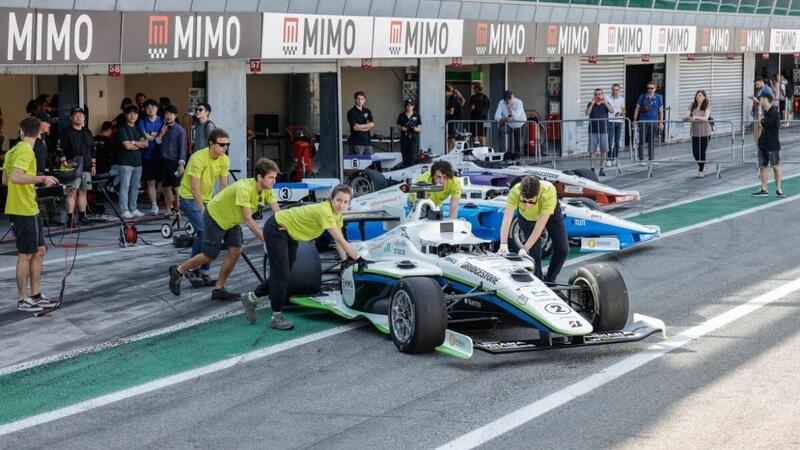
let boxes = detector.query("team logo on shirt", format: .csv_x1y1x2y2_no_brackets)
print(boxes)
147,15,169,59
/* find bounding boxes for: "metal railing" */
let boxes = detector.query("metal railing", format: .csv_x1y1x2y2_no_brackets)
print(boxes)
743,119,800,165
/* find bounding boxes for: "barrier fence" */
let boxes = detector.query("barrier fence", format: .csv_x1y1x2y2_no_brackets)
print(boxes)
743,120,800,165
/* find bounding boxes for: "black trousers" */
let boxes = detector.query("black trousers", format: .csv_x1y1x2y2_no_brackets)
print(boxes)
518,207,569,283
692,136,710,171
400,136,418,167
254,216,298,313
637,122,657,161
499,126,523,156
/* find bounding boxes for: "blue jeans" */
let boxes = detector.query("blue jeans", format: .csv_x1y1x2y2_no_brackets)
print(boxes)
607,122,622,159
179,197,208,272
118,165,142,213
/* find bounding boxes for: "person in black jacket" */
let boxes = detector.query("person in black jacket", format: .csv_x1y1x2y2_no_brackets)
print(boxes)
60,107,96,226
396,99,421,167
752,92,784,198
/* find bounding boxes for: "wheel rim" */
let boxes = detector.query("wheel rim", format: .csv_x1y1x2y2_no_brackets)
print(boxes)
512,220,526,250
541,229,551,254
570,277,599,324
391,290,415,343
349,176,374,196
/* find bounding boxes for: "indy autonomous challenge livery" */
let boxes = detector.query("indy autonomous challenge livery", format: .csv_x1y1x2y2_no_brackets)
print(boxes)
287,187,665,358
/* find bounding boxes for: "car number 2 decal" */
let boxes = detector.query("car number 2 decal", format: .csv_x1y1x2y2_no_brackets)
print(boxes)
544,303,572,315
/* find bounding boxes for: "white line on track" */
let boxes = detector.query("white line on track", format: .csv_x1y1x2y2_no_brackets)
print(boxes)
0,323,362,437
437,277,800,450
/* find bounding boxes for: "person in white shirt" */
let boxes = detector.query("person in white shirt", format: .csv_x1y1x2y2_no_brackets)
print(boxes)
607,83,626,166
494,90,527,156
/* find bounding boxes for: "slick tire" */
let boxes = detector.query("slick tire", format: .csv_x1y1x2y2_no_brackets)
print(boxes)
568,263,629,332
508,216,553,259
389,277,447,354
569,197,602,211
566,168,600,182
287,242,322,295
346,169,389,197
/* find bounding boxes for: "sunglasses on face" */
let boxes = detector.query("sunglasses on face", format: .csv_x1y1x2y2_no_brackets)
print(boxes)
520,197,538,205
647,87,655,90
212,141,230,148
195,108,205,112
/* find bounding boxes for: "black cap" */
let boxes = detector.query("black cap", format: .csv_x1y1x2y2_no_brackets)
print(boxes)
404,98,416,106
760,92,774,101
31,111,52,125
70,106,85,115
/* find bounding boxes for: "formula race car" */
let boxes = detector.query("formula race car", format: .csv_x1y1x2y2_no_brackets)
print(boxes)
342,142,639,208
288,189,665,358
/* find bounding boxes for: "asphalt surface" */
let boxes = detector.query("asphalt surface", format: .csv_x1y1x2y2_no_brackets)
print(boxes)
2,146,800,449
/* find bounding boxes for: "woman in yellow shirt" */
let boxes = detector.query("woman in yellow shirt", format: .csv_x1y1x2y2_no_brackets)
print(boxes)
497,176,569,283
242,185,362,330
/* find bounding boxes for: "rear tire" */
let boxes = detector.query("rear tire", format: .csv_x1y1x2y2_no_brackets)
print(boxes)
569,168,600,182
389,277,447,354
288,242,322,295
566,197,602,211
568,263,628,331
346,169,389,197
508,216,553,259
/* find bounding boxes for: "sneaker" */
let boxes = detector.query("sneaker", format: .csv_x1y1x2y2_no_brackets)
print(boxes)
697,171,705,178
606,160,614,167
211,287,240,302
240,292,258,324
132,209,145,217
33,294,57,308
638,162,648,167
17,298,43,312
150,204,161,216
270,313,294,330
168,265,183,296
776,189,786,198
78,214,92,225
121,211,134,220
598,168,606,176
751,189,769,197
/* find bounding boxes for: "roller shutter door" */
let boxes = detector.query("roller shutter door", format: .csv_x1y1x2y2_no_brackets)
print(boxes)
677,55,713,140
711,54,743,133
577,56,625,152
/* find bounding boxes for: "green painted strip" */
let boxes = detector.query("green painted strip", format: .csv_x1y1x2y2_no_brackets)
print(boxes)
363,269,403,279
0,310,347,425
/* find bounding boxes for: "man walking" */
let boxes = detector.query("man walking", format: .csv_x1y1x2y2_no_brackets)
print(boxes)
346,91,374,155
752,92,784,198
607,83,626,166
585,88,613,176
2,117,60,311
155,105,188,216
494,90,526,156
60,107,96,226
633,82,664,164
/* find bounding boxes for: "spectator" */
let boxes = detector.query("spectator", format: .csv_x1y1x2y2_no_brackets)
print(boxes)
633,81,664,165
135,92,147,114
396,99,422,168
117,105,148,218
93,121,117,177
31,112,52,175
2,117,60,312
178,128,231,288
469,83,491,146
752,93,784,198
158,97,172,116
779,75,789,123
585,88,613,176
683,90,712,178
192,102,216,152
607,83,626,166
749,77,773,147
346,91,374,155
60,107,96,227
137,99,164,215
445,84,461,150
114,98,134,128
446,82,466,108
156,105,188,216
494,90,526,156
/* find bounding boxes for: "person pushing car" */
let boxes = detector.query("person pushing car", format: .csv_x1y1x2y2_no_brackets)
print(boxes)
409,160,462,219
496,176,569,283
240,185,363,330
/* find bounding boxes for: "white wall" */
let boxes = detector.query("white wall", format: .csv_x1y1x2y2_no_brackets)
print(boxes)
507,63,549,118
246,73,288,131
124,72,194,117
0,75,34,149
340,67,404,137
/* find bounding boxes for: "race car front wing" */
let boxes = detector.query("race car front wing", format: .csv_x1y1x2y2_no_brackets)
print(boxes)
473,313,666,354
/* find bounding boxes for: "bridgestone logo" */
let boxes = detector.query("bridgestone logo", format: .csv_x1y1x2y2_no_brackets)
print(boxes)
460,262,499,284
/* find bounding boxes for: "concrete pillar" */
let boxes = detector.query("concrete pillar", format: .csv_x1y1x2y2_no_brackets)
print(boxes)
319,72,340,178
489,62,506,110
743,53,756,128
561,56,580,153
664,54,681,141
57,75,79,136
419,58,446,154
207,60,247,177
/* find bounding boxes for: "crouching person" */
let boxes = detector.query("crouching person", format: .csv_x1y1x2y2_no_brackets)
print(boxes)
241,185,362,330
168,158,280,301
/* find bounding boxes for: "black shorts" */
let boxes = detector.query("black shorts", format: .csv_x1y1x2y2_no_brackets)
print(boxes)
201,211,243,259
10,214,45,254
159,159,181,187
758,149,780,167
780,100,787,112
469,120,486,137
142,157,159,182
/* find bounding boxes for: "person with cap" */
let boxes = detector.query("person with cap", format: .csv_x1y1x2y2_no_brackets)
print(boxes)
469,83,491,146
59,107,96,227
752,92,784,198
30,111,52,176
396,99,422,167
494,90,527,156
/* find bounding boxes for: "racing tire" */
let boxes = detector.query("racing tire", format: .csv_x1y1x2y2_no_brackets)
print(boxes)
567,197,602,211
287,242,322,296
346,169,389,197
567,168,600,182
508,216,553,259
389,277,447,354
568,263,629,332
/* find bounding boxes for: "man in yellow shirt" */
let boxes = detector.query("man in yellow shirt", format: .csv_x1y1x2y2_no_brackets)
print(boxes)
178,128,231,288
410,160,461,218
240,185,362,330
497,176,569,283
2,117,59,312
169,158,280,301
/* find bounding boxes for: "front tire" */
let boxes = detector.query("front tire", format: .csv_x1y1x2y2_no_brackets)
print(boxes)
568,263,629,331
389,277,447,354
346,169,389,197
508,216,552,259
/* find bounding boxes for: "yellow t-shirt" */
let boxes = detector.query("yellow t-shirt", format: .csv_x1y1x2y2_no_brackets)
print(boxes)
207,178,275,230
506,180,558,221
178,148,230,202
3,142,39,216
409,172,463,208
275,201,344,242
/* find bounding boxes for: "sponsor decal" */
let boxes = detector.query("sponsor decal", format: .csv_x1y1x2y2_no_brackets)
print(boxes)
599,24,651,55
539,24,597,56
278,187,292,201
737,28,766,53
572,219,586,226
480,341,538,350
563,185,584,194
373,17,462,58
651,26,696,54
516,293,530,305
460,262,500,285
770,29,800,53
342,271,356,307
464,298,482,308
544,303,572,315
465,21,531,56
444,256,458,264
569,319,583,328
383,242,392,254
147,15,169,59
698,27,731,53
262,13,372,59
